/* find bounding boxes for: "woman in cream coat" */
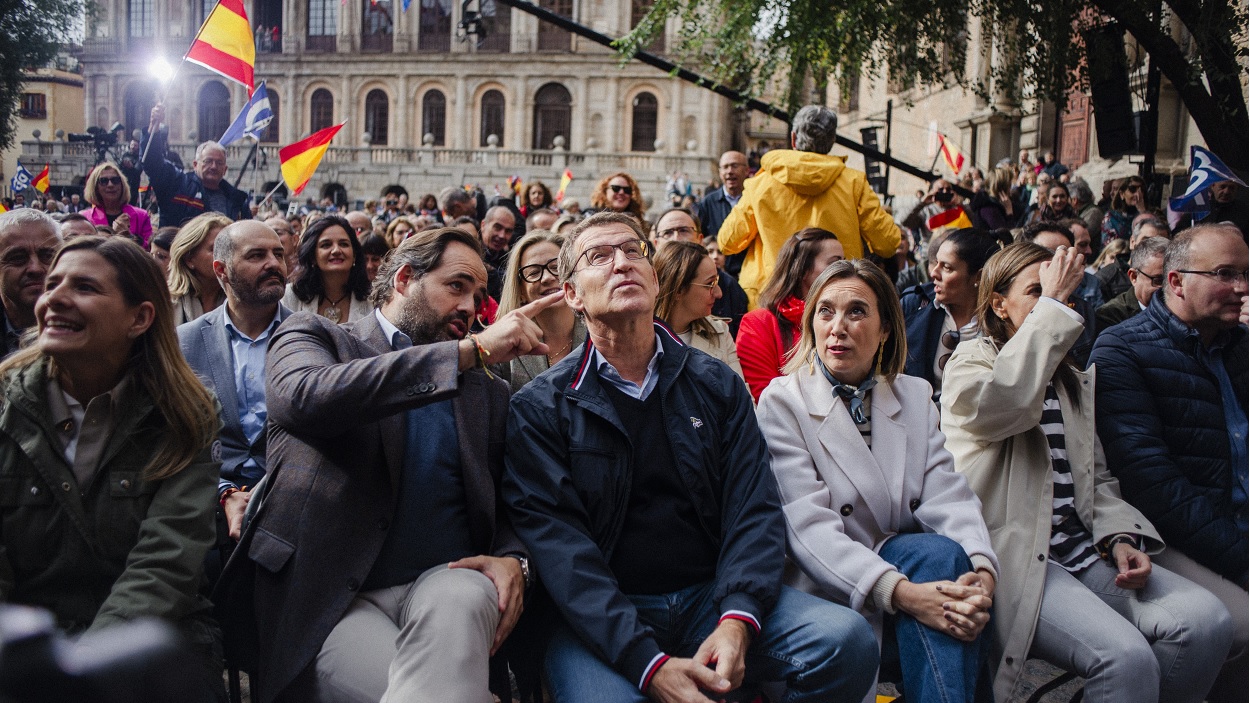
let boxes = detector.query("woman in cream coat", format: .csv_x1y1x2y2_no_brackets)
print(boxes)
758,259,996,703
941,242,1232,703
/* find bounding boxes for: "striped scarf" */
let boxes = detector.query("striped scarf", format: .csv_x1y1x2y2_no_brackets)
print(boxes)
1042,383,1099,572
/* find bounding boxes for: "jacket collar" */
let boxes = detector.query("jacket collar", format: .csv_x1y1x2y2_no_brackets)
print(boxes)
565,319,689,426
1144,289,1244,353
793,360,902,421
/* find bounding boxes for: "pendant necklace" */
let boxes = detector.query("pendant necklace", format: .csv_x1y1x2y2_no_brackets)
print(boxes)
323,292,349,323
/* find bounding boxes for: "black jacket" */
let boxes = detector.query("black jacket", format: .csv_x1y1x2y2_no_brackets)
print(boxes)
503,321,783,688
142,128,250,226
698,187,745,277
1089,293,1248,583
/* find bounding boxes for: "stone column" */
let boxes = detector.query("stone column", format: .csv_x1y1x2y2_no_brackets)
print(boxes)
396,74,410,149
668,78,682,154
604,76,619,153
572,76,589,151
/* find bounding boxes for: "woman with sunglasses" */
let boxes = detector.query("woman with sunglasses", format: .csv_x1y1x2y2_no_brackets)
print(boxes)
736,227,844,401
941,242,1232,703
589,172,645,223
495,229,585,391
1101,176,1146,245
900,228,1002,402
654,240,743,378
81,161,153,246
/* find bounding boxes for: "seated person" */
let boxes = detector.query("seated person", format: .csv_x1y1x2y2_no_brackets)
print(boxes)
758,259,997,702
654,240,743,379
504,212,879,703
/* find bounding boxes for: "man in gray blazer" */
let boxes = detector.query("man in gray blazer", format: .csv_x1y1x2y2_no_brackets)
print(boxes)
234,226,560,703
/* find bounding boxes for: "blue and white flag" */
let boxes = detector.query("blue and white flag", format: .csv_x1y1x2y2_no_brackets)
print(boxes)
219,81,274,147
9,163,33,193
1169,145,1247,218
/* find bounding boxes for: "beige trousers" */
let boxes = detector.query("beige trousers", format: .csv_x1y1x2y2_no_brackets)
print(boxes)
312,564,500,703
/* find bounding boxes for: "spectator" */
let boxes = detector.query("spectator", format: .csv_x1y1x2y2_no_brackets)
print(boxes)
264,215,300,278
589,172,646,224
943,241,1232,703
177,220,290,549
377,186,406,224
1038,182,1078,223
652,207,748,335
479,206,516,300
1100,175,1146,245
439,186,477,223
0,236,225,701
503,211,879,703
150,226,177,278
0,210,61,357
736,227,844,402
697,150,749,277
58,213,98,241
1195,180,1249,237
81,161,153,245
1095,236,1167,335
417,192,441,221
1019,221,1105,309
1061,217,1095,263
168,213,232,325
1068,178,1104,237
282,214,371,324
344,210,373,238
1089,224,1249,701
1097,215,1168,301
359,232,390,283
144,103,249,225
525,207,559,233
1039,151,1069,179
968,166,1018,231
494,229,585,392
654,240,742,378
703,235,725,271
385,215,417,249
229,226,551,702
905,179,972,244
519,180,553,220
720,105,899,306
759,259,997,701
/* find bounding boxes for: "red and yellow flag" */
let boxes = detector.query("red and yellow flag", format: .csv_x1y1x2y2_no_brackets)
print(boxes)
938,133,965,176
927,206,972,233
32,165,49,193
556,168,573,203
186,0,255,95
280,123,345,196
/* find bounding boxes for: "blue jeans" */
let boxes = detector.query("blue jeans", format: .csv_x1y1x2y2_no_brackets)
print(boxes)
544,583,878,703
878,533,989,703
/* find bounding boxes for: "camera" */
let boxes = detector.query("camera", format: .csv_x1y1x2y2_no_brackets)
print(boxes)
934,191,955,204
67,125,126,165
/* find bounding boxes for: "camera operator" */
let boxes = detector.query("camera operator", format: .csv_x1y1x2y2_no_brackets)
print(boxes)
143,103,249,227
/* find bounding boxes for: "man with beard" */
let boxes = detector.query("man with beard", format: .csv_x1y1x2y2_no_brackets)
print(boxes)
0,209,61,358
231,226,558,703
177,219,291,542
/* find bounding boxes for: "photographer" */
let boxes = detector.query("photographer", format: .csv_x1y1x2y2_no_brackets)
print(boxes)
143,103,249,227
903,179,972,246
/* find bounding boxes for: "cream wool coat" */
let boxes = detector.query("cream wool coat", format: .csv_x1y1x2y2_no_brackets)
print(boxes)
940,301,1162,703
685,317,744,379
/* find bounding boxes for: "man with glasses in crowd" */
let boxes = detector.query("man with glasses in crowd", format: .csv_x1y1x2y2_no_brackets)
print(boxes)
1090,223,1249,703
504,211,878,703
144,103,250,226
697,151,750,277
1096,236,1168,335
0,209,61,358
652,207,748,335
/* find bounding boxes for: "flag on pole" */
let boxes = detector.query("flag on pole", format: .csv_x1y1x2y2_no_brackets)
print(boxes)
506,175,522,196
1168,145,1247,220
186,0,256,95
280,123,345,196
556,168,573,203
938,133,965,175
9,164,33,193
0,202,7,214
927,206,972,233
219,81,274,146
32,165,50,193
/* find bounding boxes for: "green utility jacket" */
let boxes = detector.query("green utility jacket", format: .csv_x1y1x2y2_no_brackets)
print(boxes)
0,360,218,635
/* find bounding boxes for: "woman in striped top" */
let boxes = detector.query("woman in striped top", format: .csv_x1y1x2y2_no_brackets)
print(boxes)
941,242,1233,703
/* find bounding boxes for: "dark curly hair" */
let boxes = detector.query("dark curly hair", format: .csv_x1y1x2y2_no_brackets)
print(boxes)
290,214,371,304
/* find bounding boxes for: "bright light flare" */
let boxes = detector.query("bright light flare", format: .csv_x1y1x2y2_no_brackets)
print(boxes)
149,57,176,84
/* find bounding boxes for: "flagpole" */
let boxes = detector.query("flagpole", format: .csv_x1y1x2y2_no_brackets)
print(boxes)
258,180,285,209
234,138,260,189
139,0,224,165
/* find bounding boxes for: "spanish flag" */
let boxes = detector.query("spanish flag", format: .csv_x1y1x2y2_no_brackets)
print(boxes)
927,205,973,233
32,165,49,193
280,123,345,196
556,168,573,203
938,133,965,176
186,0,255,95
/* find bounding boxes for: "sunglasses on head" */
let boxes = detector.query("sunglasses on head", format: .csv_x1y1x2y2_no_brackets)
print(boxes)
609,184,633,196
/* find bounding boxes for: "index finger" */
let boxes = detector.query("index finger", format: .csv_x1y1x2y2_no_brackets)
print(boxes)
514,289,566,317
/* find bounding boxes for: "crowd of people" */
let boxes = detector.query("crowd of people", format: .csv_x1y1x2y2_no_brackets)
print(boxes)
0,100,1244,703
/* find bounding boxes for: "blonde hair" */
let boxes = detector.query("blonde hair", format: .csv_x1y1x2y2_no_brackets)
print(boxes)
0,237,217,480
83,161,131,208
783,259,907,379
1090,238,1129,271
167,212,231,297
498,229,567,317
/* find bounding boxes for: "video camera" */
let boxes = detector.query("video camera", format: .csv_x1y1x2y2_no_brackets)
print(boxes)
66,123,129,164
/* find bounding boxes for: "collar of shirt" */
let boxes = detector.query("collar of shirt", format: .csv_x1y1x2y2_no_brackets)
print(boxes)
222,307,284,345
46,373,130,464
375,308,412,350
592,333,664,401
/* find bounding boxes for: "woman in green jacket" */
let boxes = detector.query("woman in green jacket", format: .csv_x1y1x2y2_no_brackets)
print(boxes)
0,236,223,699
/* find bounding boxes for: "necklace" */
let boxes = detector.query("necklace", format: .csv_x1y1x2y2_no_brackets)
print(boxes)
547,335,573,362
322,292,349,323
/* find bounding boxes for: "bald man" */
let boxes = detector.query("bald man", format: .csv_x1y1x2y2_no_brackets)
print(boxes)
697,151,749,277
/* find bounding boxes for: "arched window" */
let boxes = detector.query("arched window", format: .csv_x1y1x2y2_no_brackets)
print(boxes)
480,90,505,147
197,81,232,143
422,90,446,146
123,81,156,139
307,0,337,52
532,83,571,150
128,0,154,37
262,93,280,143
630,92,658,152
365,89,389,145
310,88,334,132
361,0,393,52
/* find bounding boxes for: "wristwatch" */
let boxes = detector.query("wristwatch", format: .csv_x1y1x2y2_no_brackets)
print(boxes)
509,554,532,590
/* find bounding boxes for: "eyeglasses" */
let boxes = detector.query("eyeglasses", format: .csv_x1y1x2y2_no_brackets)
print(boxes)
690,277,720,292
938,329,960,371
98,177,123,186
1177,268,1248,285
519,258,560,282
1131,268,1165,288
657,225,696,240
608,184,633,196
575,240,649,268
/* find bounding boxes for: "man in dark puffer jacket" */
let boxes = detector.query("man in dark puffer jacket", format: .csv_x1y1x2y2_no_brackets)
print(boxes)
1090,223,1248,702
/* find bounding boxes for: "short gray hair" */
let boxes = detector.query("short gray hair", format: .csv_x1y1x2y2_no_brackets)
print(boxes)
0,208,59,242
791,105,838,154
196,140,226,161
1164,223,1242,279
1067,178,1094,206
1131,216,1166,242
438,186,474,214
558,211,648,285
1129,235,1168,271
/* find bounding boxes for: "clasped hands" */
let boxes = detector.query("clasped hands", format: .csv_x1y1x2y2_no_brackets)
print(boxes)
893,570,994,643
649,619,752,703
